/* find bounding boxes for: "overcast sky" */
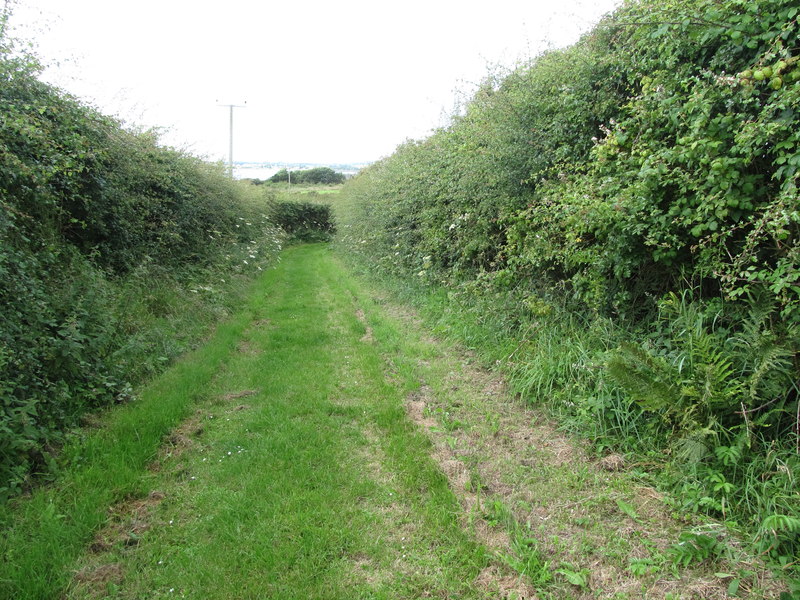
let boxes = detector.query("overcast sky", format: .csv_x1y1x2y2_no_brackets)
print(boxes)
8,0,621,165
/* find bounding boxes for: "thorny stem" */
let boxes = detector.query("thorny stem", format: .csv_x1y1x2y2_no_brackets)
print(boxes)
736,395,782,416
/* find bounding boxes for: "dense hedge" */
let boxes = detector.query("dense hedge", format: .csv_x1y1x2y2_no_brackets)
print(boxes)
270,200,336,242
0,44,281,497
337,0,800,573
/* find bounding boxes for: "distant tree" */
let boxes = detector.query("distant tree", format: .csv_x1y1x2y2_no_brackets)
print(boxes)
269,168,289,183
303,167,345,184
268,167,344,185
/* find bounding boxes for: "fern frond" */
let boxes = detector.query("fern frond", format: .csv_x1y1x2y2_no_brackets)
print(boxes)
761,514,800,535
747,343,792,404
607,342,680,413
673,426,718,464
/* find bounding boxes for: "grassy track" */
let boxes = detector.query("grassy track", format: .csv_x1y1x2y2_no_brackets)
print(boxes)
3,243,784,599
1,244,487,599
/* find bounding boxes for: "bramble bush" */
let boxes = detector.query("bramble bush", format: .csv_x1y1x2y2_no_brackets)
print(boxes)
335,0,800,577
0,38,282,498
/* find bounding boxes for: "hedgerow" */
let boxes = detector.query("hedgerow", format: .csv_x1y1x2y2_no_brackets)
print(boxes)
0,39,281,497
336,0,800,580
269,200,336,242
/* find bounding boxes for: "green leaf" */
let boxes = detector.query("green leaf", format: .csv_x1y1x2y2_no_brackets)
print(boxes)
556,568,588,587
616,498,640,521
727,578,740,596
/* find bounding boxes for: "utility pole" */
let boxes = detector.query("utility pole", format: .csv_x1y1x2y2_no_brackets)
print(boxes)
217,101,246,178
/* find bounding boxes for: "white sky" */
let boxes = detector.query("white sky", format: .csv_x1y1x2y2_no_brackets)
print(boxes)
8,0,621,165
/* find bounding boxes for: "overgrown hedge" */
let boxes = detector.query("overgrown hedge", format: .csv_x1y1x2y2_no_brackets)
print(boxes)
336,0,800,575
0,42,281,497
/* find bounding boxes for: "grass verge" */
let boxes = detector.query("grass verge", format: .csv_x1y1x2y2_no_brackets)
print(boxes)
0,278,259,598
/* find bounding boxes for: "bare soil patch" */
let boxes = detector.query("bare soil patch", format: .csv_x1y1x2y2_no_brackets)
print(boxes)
220,389,259,401
69,490,166,598
355,308,374,343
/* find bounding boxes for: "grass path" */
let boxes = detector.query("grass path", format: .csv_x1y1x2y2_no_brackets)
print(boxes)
2,244,784,599
2,245,487,599
84,243,487,599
